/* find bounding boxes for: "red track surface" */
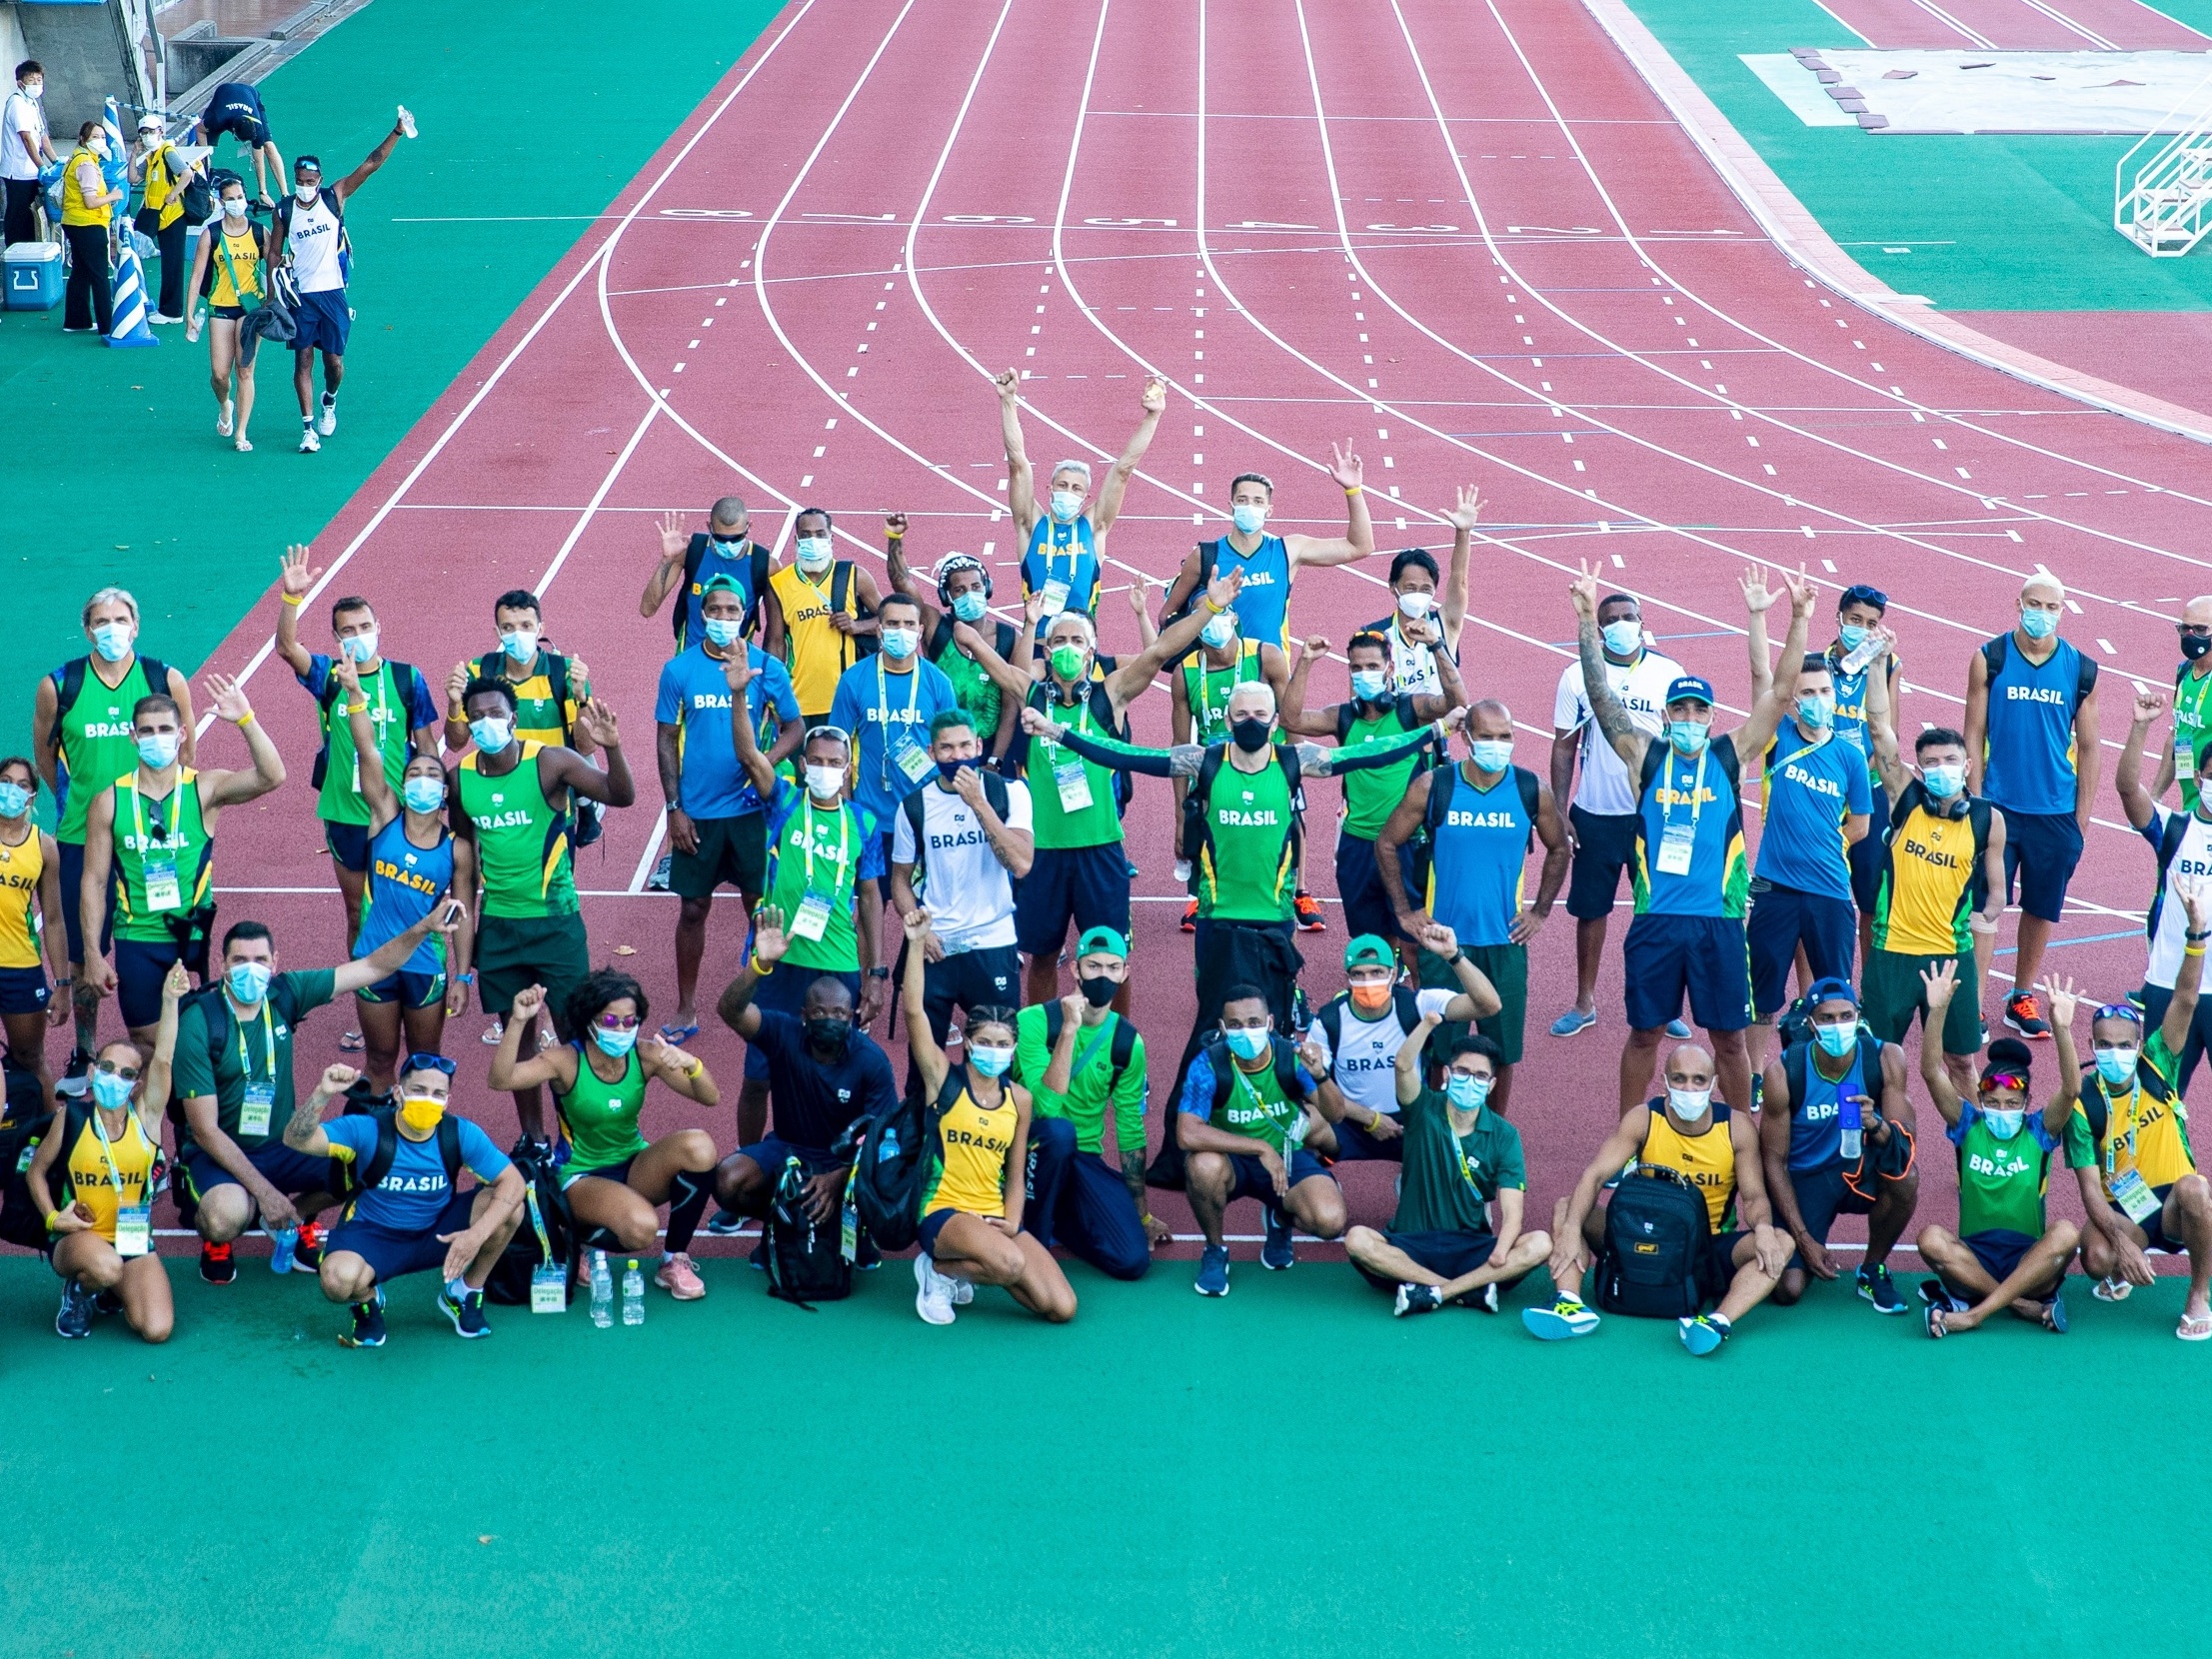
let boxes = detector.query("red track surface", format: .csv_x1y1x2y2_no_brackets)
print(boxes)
166,0,2212,1261
1817,0,2207,49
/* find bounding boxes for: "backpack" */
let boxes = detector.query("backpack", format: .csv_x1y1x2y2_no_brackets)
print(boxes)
2143,808,2198,946
1009,679,1134,813
468,650,604,849
1594,1162,1710,1318
1033,1001,1139,1096
340,1110,463,1201
1183,742,1304,885
1311,986,1421,1069
1334,696,1440,777
832,563,880,663
1980,634,2097,710
766,1156,854,1308
0,1065,67,1252
49,655,174,756
846,1069,953,1253
181,163,236,229
163,981,238,1216
275,187,352,283
930,615,1018,670
674,535,775,648
900,770,1013,889
483,1138,576,1307
1202,1032,1311,1116
309,659,424,791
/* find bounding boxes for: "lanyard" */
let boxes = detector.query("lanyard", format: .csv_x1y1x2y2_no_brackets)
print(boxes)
1448,1114,1482,1191
90,1105,144,1200
1231,1060,1298,1142
344,663,392,749
2104,1078,2144,1175
229,994,276,1084
1044,692,1092,764
799,798,852,889
1664,745,1711,834
874,655,924,785
1040,522,1082,590
1194,650,1255,738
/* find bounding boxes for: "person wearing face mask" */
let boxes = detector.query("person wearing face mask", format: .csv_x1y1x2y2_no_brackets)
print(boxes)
1962,574,2100,1040
450,589,597,758
184,176,269,451
828,593,960,894
998,369,1164,634
1300,931,1499,1168
1527,1042,1787,1353
890,712,1033,1066
1377,703,1569,1116
1015,928,1163,1276
0,758,69,1113
1913,961,2082,1337
287,1055,526,1347
80,681,284,1062
1757,978,1917,1315
3,61,58,249
274,550,441,947
769,509,883,723
652,579,804,1041
58,120,122,336
1345,1017,1547,1314
190,79,285,210
1812,584,1901,957
2117,685,2212,1091
1361,490,1478,700
33,588,196,1068
126,112,201,324
883,531,1025,767
450,678,634,1140
1160,444,1374,651
708,900,899,1252
488,975,723,1302
28,963,186,1342
1548,589,1686,1039
1170,597,1288,931
171,909,454,1285
1568,564,1808,1121
643,497,784,658
2148,596,2212,815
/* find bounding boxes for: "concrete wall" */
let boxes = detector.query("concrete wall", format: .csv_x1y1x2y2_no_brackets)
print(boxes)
6,1,149,137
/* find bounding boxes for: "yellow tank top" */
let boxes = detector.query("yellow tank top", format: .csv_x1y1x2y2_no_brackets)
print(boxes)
925,1074,1018,1220
771,563,860,715
1875,802,1978,956
63,1107,160,1242
2093,1081,2196,1193
207,225,264,307
1638,1103,1738,1231
61,148,110,228
0,827,43,970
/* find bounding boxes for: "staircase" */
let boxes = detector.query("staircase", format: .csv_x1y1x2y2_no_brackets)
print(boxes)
2116,89,2212,258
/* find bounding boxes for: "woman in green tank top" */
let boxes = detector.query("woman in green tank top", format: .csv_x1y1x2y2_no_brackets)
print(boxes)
488,970,723,1300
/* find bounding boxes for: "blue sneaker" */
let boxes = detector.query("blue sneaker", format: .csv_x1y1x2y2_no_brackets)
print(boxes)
1522,1294,1600,1340
1549,1007,1595,1038
341,1287,388,1349
705,1208,746,1236
55,1279,93,1339
1665,1017,1692,1039
440,1284,492,1339
1678,1312,1730,1356
1194,1244,1231,1297
1261,1206,1295,1269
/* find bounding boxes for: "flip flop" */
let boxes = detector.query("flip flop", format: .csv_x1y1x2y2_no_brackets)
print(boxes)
338,1030,364,1052
2093,1274,2132,1303
658,1022,699,1047
1924,1302,1950,1340
2043,1296,2068,1335
2178,1310,2212,1342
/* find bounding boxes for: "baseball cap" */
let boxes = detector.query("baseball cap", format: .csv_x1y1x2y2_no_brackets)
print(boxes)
1343,933,1394,970
1804,975,1858,1009
700,572,746,596
1076,926,1126,960
1664,675,1715,708
136,113,162,132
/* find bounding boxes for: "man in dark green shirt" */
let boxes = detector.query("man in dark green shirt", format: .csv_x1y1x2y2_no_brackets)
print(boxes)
1345,1014,1551,1314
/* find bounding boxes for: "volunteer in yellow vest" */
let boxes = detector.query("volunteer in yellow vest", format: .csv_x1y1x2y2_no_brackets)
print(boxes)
59,120,121,335
80,678,284,1052
28,961,187,1343
770,510,882,722
449,677,634,1142
126,111,202,322
1526,1041,1788,1355
0,758,69,1112
900,903,1075,1326
185,174,268,451
273,544,442,947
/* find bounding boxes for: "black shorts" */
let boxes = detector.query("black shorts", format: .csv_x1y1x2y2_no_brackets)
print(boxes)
1353,1228,1498,1290
1565,808,1638,921
1787,1163,1871,1265
1223,1148,1332,1207
1621,912,1751,1033
208,303,248,322
1697,1230,1748,1305
113,936,187,1029
917,945,1023,1044
1999,808,2083,924
670,813,767,899
1745,881,1856,1018
475,913,591,1028
0,965,51,1017
293,288,351,357
324,820,371,873
181,1142,341,1204
57,839,113,967
1016,842,1130,958
1334,830,1410,944
1848,800,1888,915
1330,1114,1404,1164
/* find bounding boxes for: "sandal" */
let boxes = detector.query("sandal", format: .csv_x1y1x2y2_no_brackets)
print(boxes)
2179,1309,2212,1342
658,1022,699,1047
2093,1274,2132,1303
234,436,253,452
339,1030,365,1052
2043,1296,2068,1335
1924,1301,1949,1340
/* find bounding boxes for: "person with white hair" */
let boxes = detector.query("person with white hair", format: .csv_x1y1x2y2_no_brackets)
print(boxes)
1962,573,2101,1039
997,370,1166,633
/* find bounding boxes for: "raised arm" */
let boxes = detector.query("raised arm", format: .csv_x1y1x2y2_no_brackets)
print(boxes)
332,900,457,997
1409,922,1503,1021
996,369,1039,538
1440,485,1478,656
641,512,692,620
900,906,951,1096
333,657,396,827
2038,974,2084,1134
1733,565,1814,759
2159,882,2208,1055
1284,441,1374,571
1397,1009,1443,1106
1862,627,1913,800
2117,684,2165,830
281,1062,361,1158
1295,713,1454,780
1916,959,1967,1125
140,961,190,1125
1105,567,1244,709
486,983,580,1093
715,906,790,1040
1569,564,1647,773
335,112,407,201
1278,635,1340,738
1094,377,1165,540
549,701,636,808
1740,564,1776,708
273,546,322,677
199,677,287,808
1025,708,1185,779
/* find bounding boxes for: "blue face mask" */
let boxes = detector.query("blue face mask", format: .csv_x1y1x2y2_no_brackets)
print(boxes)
92,1069,135,1111
2094,1047,2139,1086
703,616,741,649
1468,739,1513,773
499,628,538,665
952,592,989,624
136,732,180,770
1049,490,1084,525
340,631,379,665
1200,614,1236,652
712,534,749,557
2020,607,2059,641
594,1024,639,1058
402,776,445,815
1223,1025,1270,1061
91,623,132,664
228,960,272,1005
880,627,920,662
1231,503,1266,537
1796,695,1835,732
1921,764,1965,800
1668,720,1709,757
1980,1107,2024,1141
1814,1018,1857,1056
1350,669,1387,703
0,782,28,819
967,1043,1016,1077
1600,619,1642,657
469,716,513,754
1838,623,1869,652
1445,1071,1491,1111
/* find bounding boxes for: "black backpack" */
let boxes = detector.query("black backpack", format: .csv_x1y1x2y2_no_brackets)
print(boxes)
483,1138,576,1307
1594,1161,1711,1318
339,1110,463,1201
766,1156,853,1309
674,536,775,648
846,1069,954,1253
1310,986,1421,1063
309,659,425,791
832,562,880,663
900,770,1013,887
929,616,1018,671
0,1063,68,1252
1980,634,2097,710
1182,742,1303,887
1335,696,1440,775
1026,1002,1139,1096
1009,677,1134,813
2143,806,2198,947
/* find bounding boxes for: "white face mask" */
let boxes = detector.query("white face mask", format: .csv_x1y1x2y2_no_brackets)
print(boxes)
1396,590,1434,620
295,182,319,203
1666,1086,1711,1122
805,763,845,801
222,197,247,220
796,536,834,572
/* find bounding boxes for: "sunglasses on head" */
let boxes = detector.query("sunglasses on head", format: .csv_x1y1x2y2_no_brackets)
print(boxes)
2092,1003,2144,1026
402,1051,456,1076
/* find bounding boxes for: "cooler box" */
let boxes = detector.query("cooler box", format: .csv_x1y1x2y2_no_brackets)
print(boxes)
5,241,64,311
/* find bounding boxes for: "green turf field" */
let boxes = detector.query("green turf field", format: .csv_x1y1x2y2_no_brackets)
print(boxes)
1,1251,2204,1659
0,0,781,770
1623,0,2212,313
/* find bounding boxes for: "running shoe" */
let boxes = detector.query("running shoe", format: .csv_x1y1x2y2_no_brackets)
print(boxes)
914,1253,956,1325
1179,898,1197,934
946,1272,975,1306
317,395,338,436
1194,1243,1231,1297
482,1015,505,1046
1678,1313,1730,1356
656,1252,707,1300
1394,1282,1442,1317
217,397,234,437
298,427,320,454
1857,1263,1906,1315
1261,1205,1295,1269
750,1236,769,1269
294,1221,326,1271
1665,1017,1692,1039
1294,892,1327,933
1522,1294,1600,1340
55,1279,93,1339
440,1283,492,1338
1549,1007,1595,1038
2004,990,2051,1039
705,1208,746,1237
341,1289,388,1348
200,1240,236,1285
151,312,184,325
1456,1282,1502,1314
93,1287,124,1315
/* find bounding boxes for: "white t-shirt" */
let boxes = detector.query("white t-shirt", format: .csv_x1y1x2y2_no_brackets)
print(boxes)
2145,806,2212,991
1306,988,1457,1117
1551,648,1683,818
891,778,1032,952
2,91,47,181
1380,617,1457,700
285,191,346,292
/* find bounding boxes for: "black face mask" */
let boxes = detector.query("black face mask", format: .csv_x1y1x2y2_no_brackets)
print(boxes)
1230,717,1272,754
938,757,981,784
1079,973,1118,1008
2184,633,2212,662
805,1017,850,1053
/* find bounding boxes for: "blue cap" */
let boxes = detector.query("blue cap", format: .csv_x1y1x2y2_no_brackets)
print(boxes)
1664,676,1715,708
1805,976,1858,1009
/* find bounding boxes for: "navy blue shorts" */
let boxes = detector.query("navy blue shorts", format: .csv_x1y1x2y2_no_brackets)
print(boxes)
182,1141,343,1203
1963,1227,2040,1285
1353,1228,1499,1290
734,1134,843,1185
744,965,863,1081
1328,1114,1404,1164
202,85,272,147
357,967,445,1009
562,1153,638,1193
1786,1162,1871,1265
114,936,186,1029
57,839,112,967
0,964,51,1017
1848,796,1888,915
1335,831,1412,945
1999,808,2083,924
1024,1117,1148,1280
327,1189,480,1285
323,820,371,872
1745,881,1856,1018
1016,842,1130,958
1621,912,1750,1033
294,288,352,357
921,1205,983,1258
1223,1148,1333,1208
1564,808,1638,922
1697,1231,1748,1306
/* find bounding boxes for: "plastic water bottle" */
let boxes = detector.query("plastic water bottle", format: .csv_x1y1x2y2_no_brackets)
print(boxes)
1839,633,1886,677
590,1250,613,1328
879,1124,900,1164
622,1258,646,1325
1839,1094,1864,1162
269,1224,298,1275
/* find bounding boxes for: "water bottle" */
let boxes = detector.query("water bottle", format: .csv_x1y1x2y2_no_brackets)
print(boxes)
1839,1093,1864,1162
622,1258,646,1325
590,1249,613,1328
1839,633,1885,677
269,1223,298,1275
879,1124,900,1164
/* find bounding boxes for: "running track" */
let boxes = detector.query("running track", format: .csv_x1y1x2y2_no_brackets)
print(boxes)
171,0,2212,1257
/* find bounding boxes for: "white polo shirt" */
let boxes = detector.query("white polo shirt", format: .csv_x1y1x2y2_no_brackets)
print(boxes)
1306,988,1458,1118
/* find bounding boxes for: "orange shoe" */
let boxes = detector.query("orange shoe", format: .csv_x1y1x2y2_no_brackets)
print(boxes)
1179,898,1198,934
1294,892,1327,933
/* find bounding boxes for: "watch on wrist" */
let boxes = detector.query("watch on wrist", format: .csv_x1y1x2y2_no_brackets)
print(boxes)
867,966,891,979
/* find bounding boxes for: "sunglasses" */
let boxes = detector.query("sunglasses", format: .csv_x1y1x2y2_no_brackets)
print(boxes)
596,1012,641,1031
92,1059,143,1082
2092,1003,2144,1025
402,1051,456,1076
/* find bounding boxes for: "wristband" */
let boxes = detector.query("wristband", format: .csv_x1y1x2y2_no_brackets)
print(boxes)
281,594,304,607
346,701,369,717
1343,485,1362,496
2189,929,2211,942
43,1210,60,1232
2189,944,2207,959
887,531,904,541
456,970,475,984
234,712,255,728
685,1056,705,1078
867,965,891,979
1203,597,1228,615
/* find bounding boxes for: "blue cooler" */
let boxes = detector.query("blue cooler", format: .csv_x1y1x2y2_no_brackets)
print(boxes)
5,241,64,310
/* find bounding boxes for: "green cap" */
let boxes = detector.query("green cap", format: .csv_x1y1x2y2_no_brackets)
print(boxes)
700,572,746,596
1343,933,1394,969
1075,926,1127,961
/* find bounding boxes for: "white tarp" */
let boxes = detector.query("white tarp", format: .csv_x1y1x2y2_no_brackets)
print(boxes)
1747,48,2212,133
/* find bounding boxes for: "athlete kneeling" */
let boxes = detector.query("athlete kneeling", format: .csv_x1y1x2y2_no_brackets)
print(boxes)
901,906,1076,1327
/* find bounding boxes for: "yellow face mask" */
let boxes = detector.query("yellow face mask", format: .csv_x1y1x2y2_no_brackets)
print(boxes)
398,1093,446,1133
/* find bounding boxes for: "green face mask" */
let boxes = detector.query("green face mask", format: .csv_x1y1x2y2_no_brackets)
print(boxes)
1051,644,1088,681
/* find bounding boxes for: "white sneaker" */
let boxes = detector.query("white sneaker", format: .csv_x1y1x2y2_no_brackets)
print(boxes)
482,1015,505,1046
298,427,320,454
216,398,234,437
316,398,338,436
913,1253,956,1325
947,1273,975,1306
150,312,184,325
